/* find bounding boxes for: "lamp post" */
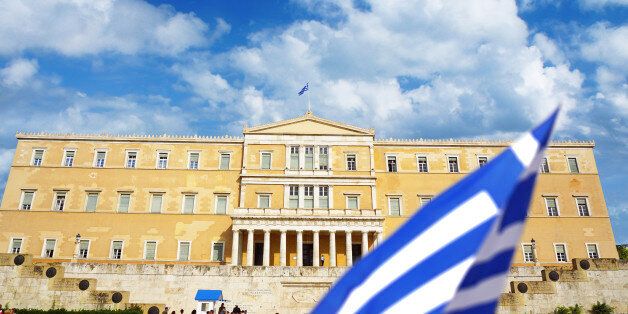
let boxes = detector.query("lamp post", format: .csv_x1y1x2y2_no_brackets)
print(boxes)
531,238,539,266
74,233,81,259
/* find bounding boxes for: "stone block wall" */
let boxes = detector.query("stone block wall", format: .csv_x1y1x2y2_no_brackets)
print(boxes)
1,254,626,314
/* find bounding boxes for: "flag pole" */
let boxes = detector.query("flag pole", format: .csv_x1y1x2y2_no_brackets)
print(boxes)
307,88,311,113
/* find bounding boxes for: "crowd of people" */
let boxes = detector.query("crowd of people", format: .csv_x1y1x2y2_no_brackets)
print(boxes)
0,304,17,314
163,303,248,314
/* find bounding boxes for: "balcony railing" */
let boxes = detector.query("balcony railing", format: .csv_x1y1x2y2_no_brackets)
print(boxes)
233,207,382,217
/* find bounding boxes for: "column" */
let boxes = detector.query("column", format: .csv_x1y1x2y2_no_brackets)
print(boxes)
297,230,303,267
362,231,369,255
313,231,320,267
376,231,383,247
231,229,240,266
246,229,254,266
263,229,271,266
280,230,287,266
346,231,353,267
329,231,336,267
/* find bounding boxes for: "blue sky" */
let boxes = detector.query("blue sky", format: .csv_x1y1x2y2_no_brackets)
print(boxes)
0,0,625,242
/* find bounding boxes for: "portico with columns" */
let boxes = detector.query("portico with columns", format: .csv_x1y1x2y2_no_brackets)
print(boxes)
230,208,384,267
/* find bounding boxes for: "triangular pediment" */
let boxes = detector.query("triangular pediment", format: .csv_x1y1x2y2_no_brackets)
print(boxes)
244,112,374,136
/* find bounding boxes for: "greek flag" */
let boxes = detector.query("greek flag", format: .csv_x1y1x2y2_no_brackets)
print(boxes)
298,83,309,95
313,109,560,314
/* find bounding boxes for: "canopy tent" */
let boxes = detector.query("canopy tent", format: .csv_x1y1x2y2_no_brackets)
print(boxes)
195,290,224,301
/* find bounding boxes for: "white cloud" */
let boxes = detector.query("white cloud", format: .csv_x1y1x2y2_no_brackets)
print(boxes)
0,0,215,56
175,0,582,138
1,58,38,87
581,23,628,71
579,0,628,9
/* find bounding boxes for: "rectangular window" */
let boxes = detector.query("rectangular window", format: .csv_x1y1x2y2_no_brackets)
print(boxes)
157,152,168,169
389,197,401,216
587,244,599,258
111,240,123,259
63,150,75,167
545,197,559,216
178,241,191,261
126,151,137,168
555,244,567,262
150,194,163,213
10,238,23,254
417,156,428,173
522,244,534,262
183,194,195,214
258,194,270,208
304,185,314,208
43,239,56,258
347,196,358,209
144,241,157,260
188,152,200,170
20,191,34,210
319,146,329,170
568,157,579,173
347,154,356,171
319,186,329,209
215,195,227,214
448,156,459,173
219,153,231,170
94,151,106,168
32,149,44,166
420,197,432,207
576,197,590,216
53,192,66,211
118,194,131,213
78,240,90,259
387,156,397,172
304,146,314,170
261,152,271,170
540,157,549,173
85,193,99,212
212,242,224,262
478,156,488,167
289,146,300,170
288,185,299,208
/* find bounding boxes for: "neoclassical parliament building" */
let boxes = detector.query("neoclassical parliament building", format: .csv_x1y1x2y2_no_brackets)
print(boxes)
0,112,618,269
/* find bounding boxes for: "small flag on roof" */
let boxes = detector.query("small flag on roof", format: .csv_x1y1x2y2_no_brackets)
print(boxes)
313,109,560,314
298,83,309,95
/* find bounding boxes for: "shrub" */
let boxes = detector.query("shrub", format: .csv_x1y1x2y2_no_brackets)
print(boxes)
591,301,614,314
554,304,584,314
14,309,142,314
617,245,628,260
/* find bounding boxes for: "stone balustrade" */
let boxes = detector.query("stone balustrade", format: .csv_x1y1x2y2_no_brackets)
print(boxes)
232,207,382,217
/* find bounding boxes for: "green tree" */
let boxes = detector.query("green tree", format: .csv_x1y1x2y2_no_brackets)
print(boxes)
617,245,628,260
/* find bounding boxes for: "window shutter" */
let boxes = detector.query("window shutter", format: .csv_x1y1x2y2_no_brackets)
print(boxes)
216,196,227,214
183,195,195,213
390,198,400,216
179,242,190,261
145,242,157,260
23,192,34,206
86,193,98,212
261,153,271,169
118,194,130,212
151,195,162,213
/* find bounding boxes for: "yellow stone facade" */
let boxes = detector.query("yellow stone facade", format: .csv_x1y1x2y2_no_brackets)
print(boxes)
0,112,618,268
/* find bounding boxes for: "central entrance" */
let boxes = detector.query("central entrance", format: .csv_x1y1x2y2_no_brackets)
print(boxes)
303,243,314,266
352,244,363,263
254,243,264,266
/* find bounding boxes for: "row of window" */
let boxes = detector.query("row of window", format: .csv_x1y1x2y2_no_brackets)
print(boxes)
521,243,600,263
19,190,229,214
8,238,225,262
31,149,233,170
29,148,583,174
544,196,591,216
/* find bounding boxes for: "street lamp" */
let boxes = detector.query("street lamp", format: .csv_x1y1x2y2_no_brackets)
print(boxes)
75,233,82,244
73,233,82,259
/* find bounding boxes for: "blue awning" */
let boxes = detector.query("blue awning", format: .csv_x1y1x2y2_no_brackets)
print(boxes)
195,290,223,301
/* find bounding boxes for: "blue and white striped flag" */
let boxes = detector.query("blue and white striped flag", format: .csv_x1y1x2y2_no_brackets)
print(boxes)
298,83,309,95
313,109,560,314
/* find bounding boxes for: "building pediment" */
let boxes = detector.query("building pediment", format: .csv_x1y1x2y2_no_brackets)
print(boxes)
243,111,374,136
